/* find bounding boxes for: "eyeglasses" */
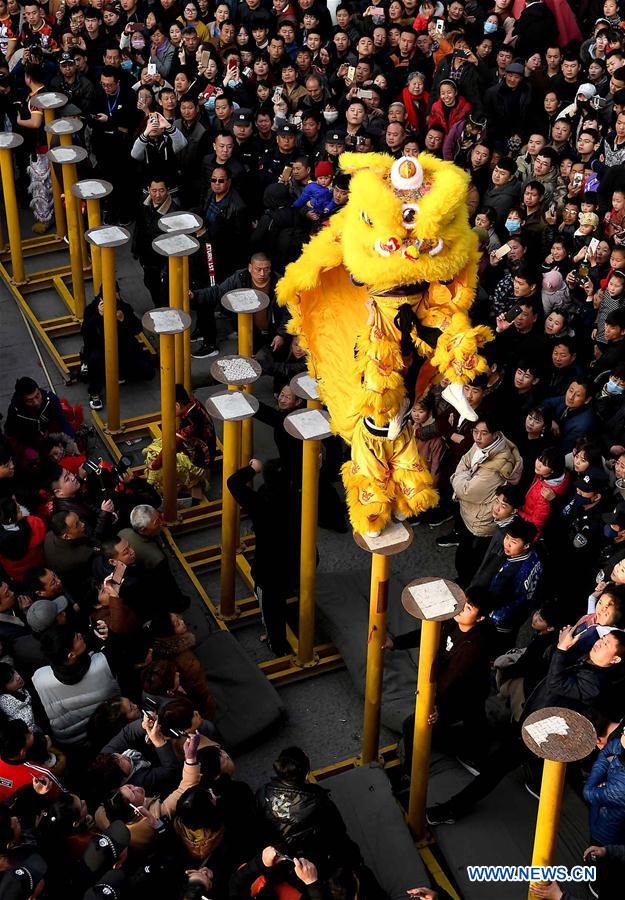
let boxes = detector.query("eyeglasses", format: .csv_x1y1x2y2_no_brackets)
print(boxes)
211,177,226,183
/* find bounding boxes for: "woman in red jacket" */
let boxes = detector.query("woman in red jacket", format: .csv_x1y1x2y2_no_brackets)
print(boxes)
520,447,571,538
427,79,471,136
0,497,46,583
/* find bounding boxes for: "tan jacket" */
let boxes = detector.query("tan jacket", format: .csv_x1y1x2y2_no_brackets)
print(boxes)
451,436,523,537
94,760,200,851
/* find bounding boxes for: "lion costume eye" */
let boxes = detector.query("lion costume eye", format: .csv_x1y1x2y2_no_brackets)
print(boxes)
360,209,373,226
402,203,420,230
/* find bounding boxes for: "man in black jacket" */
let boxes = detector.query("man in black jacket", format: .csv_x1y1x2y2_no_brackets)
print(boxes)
199,165,250,283
131,176,178,306
256,745,361,868
394,590,495,773
190,253,288,359
90,65,137,222
228,458,300,655
426,627,625,824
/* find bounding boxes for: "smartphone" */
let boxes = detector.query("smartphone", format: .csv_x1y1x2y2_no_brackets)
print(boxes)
227,57,237,70
494,242,511,259
147,61,157,76
130,22,143,32
572,172,584,188
243,66,252,77
112,559,127,584
282,165,293,180
504,303,522,323
589,237,600,255
370,6,385,15
199,49,211,68
356,89,373,99
129,803,164,829
435,19,445,33
347,65,356,82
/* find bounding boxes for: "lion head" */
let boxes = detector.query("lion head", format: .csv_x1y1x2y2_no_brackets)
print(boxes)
338,151,478,299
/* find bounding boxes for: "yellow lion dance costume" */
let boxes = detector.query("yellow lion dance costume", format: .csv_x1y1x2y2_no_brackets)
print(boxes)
276,152,492,536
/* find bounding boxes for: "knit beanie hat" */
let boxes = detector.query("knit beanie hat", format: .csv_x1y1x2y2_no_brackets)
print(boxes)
315,161,334,178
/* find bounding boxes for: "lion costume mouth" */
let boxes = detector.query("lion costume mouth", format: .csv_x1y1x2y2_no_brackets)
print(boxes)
374,237,444,259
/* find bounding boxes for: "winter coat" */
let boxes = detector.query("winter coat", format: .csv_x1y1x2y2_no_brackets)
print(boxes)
152,631,216,719
427,96,471,137
542,396,597,453
520,472,571,537
483,80,533,141
256,778,359,866
131,194,178,266
481,179,522,224
31,653,119,746
81,296,143,359
95,760,200,851
584,738,625,845
489,550,544,632
451,436,523,537
4,389,74,454
0,515,46,582
513,0,558,57
521,649,609,721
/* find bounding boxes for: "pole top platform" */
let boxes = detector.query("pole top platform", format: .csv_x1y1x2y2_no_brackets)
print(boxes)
158,211,204,234
522,707,597,762
152,232,199,258
290,372,319,402
48,145,88,165
284,407,332,442
0,133,24,150
45,117,83,135
85,225,131,248
401,577,465,622
205,388,259,422
221,288,269,315
72,179,113,201
142,307,192,335
354,522,413,556
210,355,262,387
30,91,68,110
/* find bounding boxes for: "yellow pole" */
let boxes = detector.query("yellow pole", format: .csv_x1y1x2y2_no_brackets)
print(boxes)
60,162,85,319
238,312,254,465
42,109,66,239
86,198,102,295
407,619,441,839
297,435,321,666
100,246,120,434
160,332,178,523
0,198,5,252
361,552,390,763
168,256,184,385
220,416,241,618
0,147,25,284
181,256,191,394
528,759,566,898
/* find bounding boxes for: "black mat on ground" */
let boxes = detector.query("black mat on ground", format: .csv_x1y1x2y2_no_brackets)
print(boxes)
316,571,420,733
195,631,286,750
325,763,432,898
426,750,591,899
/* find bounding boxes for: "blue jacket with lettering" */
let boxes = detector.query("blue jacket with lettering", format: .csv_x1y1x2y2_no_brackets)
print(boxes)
489,550,543,632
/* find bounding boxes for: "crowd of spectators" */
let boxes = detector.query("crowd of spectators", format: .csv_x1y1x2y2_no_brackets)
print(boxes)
0,377,395,898
5,0,625,896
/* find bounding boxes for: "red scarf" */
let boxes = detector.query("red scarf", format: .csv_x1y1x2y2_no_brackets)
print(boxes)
401,86,429,133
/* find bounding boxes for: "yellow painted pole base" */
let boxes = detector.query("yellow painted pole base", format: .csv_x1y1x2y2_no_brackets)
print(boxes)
407,618,442,840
